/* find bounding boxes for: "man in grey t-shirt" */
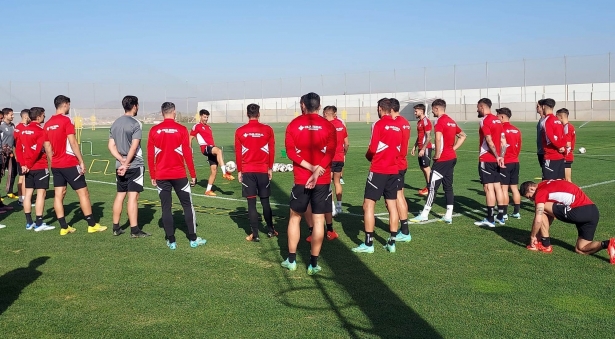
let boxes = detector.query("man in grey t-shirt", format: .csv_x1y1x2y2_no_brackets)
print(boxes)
1,108,19,199
108,95,149,238
536,100,546,169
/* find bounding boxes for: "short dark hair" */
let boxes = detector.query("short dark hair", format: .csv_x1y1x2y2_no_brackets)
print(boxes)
377,98,392,113
556,108,569,116
247,104,260,118
390,98,400,112
122,95,139,112
478,98,492,108
541,98,556,109
1,108,13,115
537,99,545,106
29,107,45,121
20,109,30,117
414,103,426,112
431,99,446,109
496,107,512,118
300,92,320,112
54,95,70,109
161,102,175,115
323,105,337,114
519,181,537,196
199,109,210,116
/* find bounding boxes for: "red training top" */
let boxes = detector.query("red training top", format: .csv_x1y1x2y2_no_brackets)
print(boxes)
534,179,593,208
502,122,522,164
330,118,348,162
416,116,433,149
564,123,576,162
14,122,26,164
147,118,196,180
434,114,462,162
394,115,411,171
190,122,215,153
479,113,503,163
366,114,402,175
44,114,78,169
234,119,275,173
285,113,336,185
21,121,49,171
540,114,566,161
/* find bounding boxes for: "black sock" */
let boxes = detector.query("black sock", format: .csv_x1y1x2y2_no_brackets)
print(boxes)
365,232,374,246
310,255,318,267
400,219,409,235
131,226,140,234
113,223,120,231
487,206,495,223
513,204,520,214
58,217,68,229
167,235,176,243
601,240,610,249
503,205,509,216
84,214,96,227
496,205,506,220
326,223,333,232
36,216,43,227
388,232,396,245
25,213,33,225
541,237,551,247
308,227,313,235
251,227,259,239
288,253,296,264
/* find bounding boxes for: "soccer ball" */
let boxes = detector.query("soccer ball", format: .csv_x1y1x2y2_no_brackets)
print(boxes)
578,147,586,154
285,164,293,172
225,161,237,173
278,164,287,172
272,163,280,172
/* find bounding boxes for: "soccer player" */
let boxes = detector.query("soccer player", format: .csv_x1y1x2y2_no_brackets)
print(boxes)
390,98,412,242
352,98,401,254
536,100,546,170
280,92,336,275
411,99,466,224
556,108,575,182
496,108,522,219
324,105,348,217
1,107,20,201
474,98,507,228
411,103,433,196
45,95,106,235
14,109,30,205
539,98,566,180
108,95,150,238
148,102,205,250
190,109,234,196
20,107,54,231
234,103,276,242
520,179,615,264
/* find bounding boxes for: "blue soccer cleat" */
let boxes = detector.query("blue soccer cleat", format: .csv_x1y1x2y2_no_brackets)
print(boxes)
167,240,177,250
307,264,322,275
474,219,496,228
352,243,375,253
281,258,297,271
395,231,412,242
190,237,207,248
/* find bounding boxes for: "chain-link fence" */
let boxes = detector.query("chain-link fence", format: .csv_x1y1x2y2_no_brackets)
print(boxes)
0,53,613,125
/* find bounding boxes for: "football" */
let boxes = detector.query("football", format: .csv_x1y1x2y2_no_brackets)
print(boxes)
272,163,280,172
286,164,293,172
225,161,237,173
278,164,287,172
578,147,586,154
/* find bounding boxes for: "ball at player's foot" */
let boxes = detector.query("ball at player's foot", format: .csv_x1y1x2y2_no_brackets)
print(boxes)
225,161,237,172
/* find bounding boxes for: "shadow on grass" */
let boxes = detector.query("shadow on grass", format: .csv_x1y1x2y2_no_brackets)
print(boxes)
0,256,49,316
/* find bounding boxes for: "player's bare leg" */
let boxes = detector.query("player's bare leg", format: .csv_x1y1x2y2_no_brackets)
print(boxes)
565,168,572,182
213,146,233,180
75,187,104,232
205,164,218,196
352,199,378,253
333,172,343,213
54,186,75,234
396,186,411,241
127,192,140,229
310,212,325,258
483,183,498,224
421,166,431,186
510,184,521,218
112,192,127,230
281,209,303,270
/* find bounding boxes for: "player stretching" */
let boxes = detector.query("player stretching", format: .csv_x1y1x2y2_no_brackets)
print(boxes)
352,98,401,254
539,99,566,180
1,108,20,201
474,98,507,228
411,103,433,196
235,103,276,242
520,179,615,264
411,99,466,224
20,107,54,231
190,109,234,196
556,108,575,182
390,98,412,242
536,100,546,170
108,95,150,238
281,92,336,275
148,102,205,250
45,95,106,235
496,108,522,219
14,109,31,205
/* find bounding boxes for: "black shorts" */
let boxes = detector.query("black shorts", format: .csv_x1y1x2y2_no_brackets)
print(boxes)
116,167,144,193
542,159,565,180
478,162,500,184
16,161,24,176
25,169,50,190
241,172,270,198
552,204,599,241
52,166,87,190
499,162,520,185
364,172,398,201
289,184,332,214
418,148,433,168
203,146,218,166
331,161,344,173
537,154,545,169
430,158,457,186
397,169,407,191
565,161,573,169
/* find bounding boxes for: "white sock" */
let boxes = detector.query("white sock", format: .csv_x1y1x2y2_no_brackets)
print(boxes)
221,165,227,174
336,201,342,208
444,205,454,219
19,196,24,203
206,184,213,192
421,206,432,217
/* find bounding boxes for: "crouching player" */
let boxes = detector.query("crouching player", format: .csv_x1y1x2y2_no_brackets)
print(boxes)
520,179,615,264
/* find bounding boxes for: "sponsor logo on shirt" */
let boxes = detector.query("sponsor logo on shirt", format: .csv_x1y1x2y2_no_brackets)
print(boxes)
298,125,322,131
157,128,178,134
23,130,34,135
384,125,401,132
46,125,59,131
506,129,519,134
447,123,456,127
336,127,344,132
243,132,264,138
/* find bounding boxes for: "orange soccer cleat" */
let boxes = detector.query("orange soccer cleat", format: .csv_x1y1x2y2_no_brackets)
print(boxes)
223,173,235,181
607,238,615,264
327,230,339,240
418,187,429,196
205,190,217,196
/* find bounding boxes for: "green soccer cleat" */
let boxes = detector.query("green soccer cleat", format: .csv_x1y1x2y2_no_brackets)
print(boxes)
352,243,375,253
281,258,297,271
395,231,412,242
307,264,322,276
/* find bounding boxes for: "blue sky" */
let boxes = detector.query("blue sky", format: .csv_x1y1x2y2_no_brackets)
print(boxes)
3,0,614,86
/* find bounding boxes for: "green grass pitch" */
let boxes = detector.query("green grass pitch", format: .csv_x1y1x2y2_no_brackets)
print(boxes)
1,120,614,338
